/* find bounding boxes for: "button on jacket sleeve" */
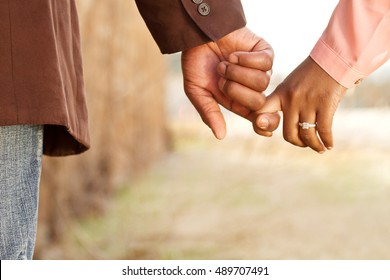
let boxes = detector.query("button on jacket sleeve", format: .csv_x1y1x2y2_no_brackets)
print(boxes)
135,0,246,54
310,0,390,88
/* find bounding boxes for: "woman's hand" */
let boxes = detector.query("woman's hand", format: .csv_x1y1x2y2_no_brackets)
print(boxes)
254,56,348,153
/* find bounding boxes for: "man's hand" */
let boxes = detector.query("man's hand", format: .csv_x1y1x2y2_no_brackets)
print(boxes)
181,27,279,139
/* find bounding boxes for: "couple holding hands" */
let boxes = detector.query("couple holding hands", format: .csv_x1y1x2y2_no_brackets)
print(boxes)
175,0,390,154
1,0,389,260
141,0,390,154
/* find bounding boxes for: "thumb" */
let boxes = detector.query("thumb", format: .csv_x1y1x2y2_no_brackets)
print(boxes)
253,91,282,135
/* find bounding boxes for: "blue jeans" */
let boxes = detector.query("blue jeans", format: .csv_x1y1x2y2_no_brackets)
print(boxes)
0,125,44,260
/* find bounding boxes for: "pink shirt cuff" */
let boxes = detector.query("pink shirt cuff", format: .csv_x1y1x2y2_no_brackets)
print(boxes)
310,39,365,89
310,0,390,89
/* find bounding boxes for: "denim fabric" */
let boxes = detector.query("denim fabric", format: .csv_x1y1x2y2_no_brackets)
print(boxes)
0,125,44,260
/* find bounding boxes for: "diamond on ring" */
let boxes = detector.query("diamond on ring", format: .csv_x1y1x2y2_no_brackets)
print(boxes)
299,122,316,130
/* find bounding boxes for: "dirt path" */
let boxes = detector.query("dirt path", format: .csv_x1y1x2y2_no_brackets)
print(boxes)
44,109,390,259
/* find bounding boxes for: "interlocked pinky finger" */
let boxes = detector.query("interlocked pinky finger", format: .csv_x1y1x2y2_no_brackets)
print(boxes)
253,123,273,137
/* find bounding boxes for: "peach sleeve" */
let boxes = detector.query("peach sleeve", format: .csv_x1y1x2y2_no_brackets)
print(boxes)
310,0,390,88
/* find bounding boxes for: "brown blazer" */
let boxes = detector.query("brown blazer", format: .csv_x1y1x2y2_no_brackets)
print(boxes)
0,0,246,156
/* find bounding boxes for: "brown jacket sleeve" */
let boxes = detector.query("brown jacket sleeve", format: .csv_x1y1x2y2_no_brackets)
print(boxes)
135,0,246,54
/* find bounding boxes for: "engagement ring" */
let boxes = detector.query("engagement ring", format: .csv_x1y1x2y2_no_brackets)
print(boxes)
298,122,317,130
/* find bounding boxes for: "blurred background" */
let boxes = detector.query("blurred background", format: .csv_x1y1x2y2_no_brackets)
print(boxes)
35,0,390,259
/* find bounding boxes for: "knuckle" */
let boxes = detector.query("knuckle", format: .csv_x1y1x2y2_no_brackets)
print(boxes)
317,127,332,135
225,64,239,80
300,132,312,143
222,80,236,96
283,133,298,144
257,75,270,91
263,56,273,70
258,53,273,70
250,94,266,109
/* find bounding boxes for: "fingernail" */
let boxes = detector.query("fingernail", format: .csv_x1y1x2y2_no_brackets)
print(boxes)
258,118,269,129
217,62,227,76
218,78,226,91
